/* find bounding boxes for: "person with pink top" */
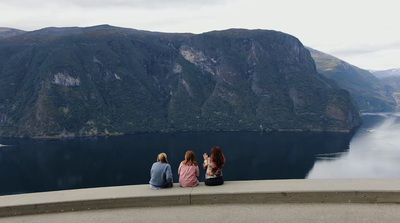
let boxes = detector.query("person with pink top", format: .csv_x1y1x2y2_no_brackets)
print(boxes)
178,150,200,187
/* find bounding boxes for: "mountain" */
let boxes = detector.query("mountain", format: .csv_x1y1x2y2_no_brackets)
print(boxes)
370,68,400,107
371,68,400,79
308,47,396,112
0,25,361,138
378,76,400,106
0,27,26,39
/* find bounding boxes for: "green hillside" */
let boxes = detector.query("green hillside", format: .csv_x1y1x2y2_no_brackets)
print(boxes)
308,47,396,112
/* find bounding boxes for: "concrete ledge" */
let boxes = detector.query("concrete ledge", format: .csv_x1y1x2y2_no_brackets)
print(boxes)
2,179,400,217
0,184,192,217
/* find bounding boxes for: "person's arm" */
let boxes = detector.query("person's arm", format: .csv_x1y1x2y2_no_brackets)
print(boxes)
149,164,153,184
202,153,209,170
178,162,182,176
166,164,173,184
196,165,199,177
150,165,153,176
150,163,155,179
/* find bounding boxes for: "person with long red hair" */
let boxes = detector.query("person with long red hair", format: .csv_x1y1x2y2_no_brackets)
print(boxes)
203,146,226,186
178,150,200,187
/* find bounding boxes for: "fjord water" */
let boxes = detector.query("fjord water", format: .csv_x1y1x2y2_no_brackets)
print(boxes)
0,113,398,195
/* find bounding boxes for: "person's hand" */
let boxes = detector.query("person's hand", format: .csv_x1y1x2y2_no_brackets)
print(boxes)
203,153,208,160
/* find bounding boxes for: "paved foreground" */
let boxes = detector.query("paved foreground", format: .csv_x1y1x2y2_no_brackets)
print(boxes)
2,203,400,223
2,179,400,222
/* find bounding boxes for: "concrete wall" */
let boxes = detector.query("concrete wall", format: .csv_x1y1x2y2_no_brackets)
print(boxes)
2,179,400,217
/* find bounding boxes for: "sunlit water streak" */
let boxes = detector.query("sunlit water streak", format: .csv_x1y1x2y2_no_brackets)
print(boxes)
307,113,400,178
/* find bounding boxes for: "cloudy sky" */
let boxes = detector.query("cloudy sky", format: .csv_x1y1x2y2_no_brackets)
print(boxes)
1,0,399,70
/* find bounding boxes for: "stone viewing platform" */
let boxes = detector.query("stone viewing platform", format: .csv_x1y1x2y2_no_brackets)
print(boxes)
2,179,400,218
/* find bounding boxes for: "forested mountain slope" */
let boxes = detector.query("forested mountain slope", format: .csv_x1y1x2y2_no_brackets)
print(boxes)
0,26,361,137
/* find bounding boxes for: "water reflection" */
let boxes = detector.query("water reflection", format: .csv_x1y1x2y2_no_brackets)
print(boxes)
307,113,400,178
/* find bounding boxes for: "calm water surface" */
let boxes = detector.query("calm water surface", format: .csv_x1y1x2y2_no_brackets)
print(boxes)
1,113,398,195
307,112,400,178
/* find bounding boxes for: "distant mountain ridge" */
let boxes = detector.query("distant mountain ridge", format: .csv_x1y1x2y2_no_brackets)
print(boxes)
369,68,400,107
0,25,360,138
371,68,400,79
307,47,396,112
0,27,26,39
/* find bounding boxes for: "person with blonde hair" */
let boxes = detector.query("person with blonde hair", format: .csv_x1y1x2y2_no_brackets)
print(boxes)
203,146,226,186
178,150,199,187
149,153,173,189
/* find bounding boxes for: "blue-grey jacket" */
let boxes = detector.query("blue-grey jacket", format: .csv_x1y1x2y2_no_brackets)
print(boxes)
149,162,173,187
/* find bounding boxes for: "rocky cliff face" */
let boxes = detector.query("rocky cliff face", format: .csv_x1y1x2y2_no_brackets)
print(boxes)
0,26,361,138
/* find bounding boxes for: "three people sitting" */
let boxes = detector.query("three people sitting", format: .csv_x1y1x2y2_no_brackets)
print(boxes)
149,146,226,189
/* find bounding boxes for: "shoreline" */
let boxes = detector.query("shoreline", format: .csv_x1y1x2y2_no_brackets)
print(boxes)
0,128,354,140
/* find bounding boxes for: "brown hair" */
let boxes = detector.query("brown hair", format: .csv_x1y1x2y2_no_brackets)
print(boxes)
157,153,168,163
182,150,198,166
210,146,225,168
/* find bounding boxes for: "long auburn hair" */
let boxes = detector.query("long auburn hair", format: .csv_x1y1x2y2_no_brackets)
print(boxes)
210,146,225,168
182,150,198,166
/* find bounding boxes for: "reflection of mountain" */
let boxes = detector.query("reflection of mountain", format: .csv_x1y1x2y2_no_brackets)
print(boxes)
307,113,400,178
0,131,353,195
224,131,353,180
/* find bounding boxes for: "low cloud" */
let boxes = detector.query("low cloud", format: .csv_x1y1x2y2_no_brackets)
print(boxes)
329,41,400,57
3,0,229,9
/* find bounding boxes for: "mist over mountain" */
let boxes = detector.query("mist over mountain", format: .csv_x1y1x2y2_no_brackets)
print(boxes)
371,68,400,79
0,25,360,138
308,47,396,112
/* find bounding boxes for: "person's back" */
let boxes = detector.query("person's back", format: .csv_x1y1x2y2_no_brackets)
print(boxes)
149,153,173,189
178,150,199,187
203,146,225,186
178,163,199,187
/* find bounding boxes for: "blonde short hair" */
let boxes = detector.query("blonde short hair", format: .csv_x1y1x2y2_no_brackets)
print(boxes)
157,153,168,163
